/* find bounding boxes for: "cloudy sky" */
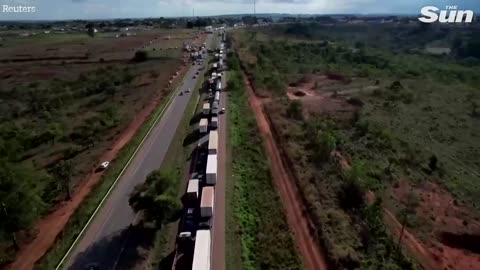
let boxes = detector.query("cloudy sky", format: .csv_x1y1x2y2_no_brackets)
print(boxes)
0,0,479,20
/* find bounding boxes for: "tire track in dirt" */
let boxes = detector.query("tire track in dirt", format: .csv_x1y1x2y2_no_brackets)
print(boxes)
243,75,328,270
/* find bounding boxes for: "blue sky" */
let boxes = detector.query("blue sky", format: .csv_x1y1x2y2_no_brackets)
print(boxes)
0,0,479,20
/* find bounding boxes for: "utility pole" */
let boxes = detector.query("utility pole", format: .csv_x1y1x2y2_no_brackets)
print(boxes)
254,0,256,17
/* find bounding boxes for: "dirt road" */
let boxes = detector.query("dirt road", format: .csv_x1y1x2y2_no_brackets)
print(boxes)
244,76,328,270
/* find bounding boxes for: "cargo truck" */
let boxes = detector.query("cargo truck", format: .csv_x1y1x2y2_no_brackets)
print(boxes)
206,154,217,185
186,179,200,201
192,230,211,270
208,130,218,154
199,118,208,133
200,186,214,217
211,117,218,130
212,101,219,115
202,103,210,115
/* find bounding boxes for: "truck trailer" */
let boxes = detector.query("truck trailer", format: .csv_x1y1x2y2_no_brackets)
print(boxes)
186,179,200,201
202,103,210,115
192,229,211,270
199,118,208,133
211,117,218,129
208,130,218,154
206,154,217,185
212,101,219,115
214,91,220,102
200,186,214,217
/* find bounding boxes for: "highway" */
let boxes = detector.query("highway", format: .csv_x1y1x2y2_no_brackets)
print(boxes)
63,34,214,270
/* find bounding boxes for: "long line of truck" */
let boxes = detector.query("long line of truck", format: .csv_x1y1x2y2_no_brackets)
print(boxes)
174,39,226,270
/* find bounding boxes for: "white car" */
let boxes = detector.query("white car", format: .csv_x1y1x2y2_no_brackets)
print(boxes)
220,107,226,114
186,88,191,93
99,161,110,170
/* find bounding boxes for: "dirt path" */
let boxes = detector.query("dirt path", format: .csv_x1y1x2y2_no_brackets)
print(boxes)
244,76,328,270
365,191,440,270
5,65,189,270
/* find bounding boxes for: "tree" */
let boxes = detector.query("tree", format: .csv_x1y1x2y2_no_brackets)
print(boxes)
0,160,46,249
314,130,336,162
286,100,303,120
186,21,194,28
133,50,148,62
129,170,180,226
471,101,479,118
339,160,366,210
86,23,95,38
51,160,73,200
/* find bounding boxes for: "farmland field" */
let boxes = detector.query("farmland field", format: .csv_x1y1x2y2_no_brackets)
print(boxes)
0,28,201,265
232,22,480,270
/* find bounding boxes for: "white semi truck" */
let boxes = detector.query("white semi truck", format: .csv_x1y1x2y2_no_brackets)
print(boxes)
206,154,217,185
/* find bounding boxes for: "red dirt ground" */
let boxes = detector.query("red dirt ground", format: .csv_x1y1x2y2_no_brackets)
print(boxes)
361,169,480,270
244,75,328,270
4,62,190,270
286,75,357,119
386,180,480,270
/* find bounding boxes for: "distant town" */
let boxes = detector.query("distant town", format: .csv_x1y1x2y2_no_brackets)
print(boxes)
1,14,477,38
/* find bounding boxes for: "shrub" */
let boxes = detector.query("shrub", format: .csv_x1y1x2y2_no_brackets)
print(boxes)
286,100,303,120
133,50,148,62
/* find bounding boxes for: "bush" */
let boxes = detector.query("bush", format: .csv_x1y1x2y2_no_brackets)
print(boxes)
133,50,148,62
286,100,303,120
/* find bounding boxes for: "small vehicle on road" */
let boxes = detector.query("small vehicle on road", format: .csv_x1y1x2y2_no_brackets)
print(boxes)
99,161,109,170
85,263,100,270
179,91,183,96
194,75,198,78
178,231,192,240
220,107,226,114
186,88,191,93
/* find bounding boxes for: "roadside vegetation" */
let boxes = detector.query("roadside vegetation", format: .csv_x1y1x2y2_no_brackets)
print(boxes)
34,76,183,270
0,29,191,266
225,52,301,270
232,22,480,269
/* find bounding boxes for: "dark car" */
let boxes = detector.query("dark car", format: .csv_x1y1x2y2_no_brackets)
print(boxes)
85,263,100,270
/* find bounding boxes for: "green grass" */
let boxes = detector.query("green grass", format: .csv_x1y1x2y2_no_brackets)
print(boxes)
225,54,302,270
34,73,186,270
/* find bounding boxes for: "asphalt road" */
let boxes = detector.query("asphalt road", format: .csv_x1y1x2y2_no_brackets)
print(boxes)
63,34,214,270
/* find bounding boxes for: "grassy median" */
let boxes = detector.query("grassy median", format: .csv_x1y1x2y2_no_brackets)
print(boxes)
225,53,302,270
